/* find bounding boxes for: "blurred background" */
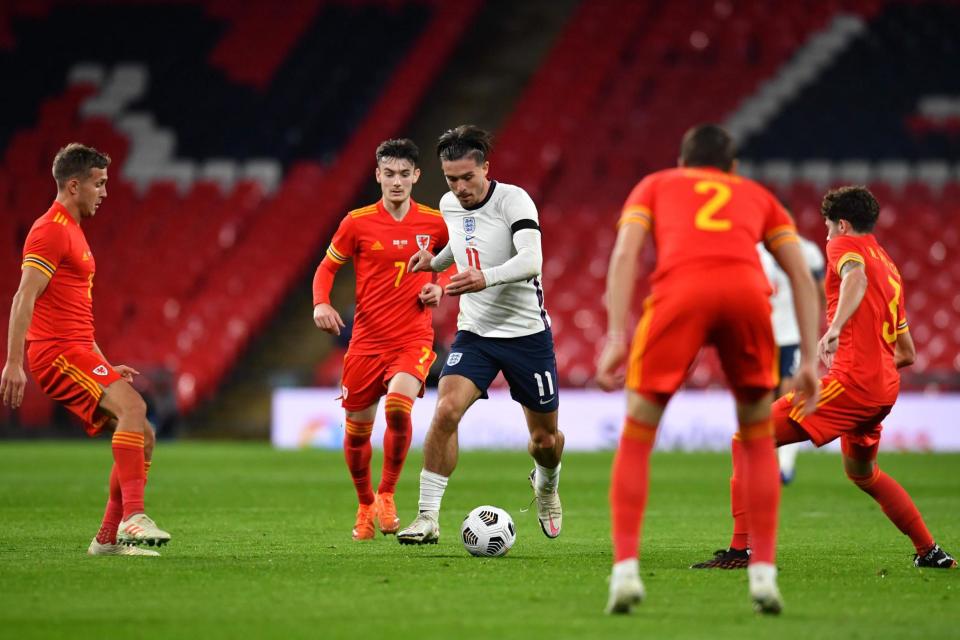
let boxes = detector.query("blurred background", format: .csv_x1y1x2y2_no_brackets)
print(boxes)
0,0,957,443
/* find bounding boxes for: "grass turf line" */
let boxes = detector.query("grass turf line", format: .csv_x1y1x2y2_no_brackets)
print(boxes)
0,442,956,639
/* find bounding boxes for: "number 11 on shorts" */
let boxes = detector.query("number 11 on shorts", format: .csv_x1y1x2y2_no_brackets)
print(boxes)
534,371,555,398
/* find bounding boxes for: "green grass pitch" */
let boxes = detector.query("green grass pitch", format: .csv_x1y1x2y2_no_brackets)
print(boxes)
0,442,957,639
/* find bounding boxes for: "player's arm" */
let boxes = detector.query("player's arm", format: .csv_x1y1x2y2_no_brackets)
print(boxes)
596,221,648,391
1,268,50,408
313,218,356,336
894,330,916,369
769,236,820,412
818,260,867,368
482,226,542,285
419,262,455,308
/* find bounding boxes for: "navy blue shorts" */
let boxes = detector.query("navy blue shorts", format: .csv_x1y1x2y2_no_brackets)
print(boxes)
440,330,559,413
778,344,800,380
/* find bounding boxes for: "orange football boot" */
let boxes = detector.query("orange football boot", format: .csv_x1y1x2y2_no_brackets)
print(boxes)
352,502,377,541
375,493,400,535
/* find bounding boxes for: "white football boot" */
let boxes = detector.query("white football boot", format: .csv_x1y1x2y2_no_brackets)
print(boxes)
529,469,562,538
605,558,645,614
116,513,171,547
396,511,440,545
748,562,783,614
87,538,160,557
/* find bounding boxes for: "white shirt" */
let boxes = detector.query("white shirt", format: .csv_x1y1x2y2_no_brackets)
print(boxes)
758,237,825,346
433,181,550,338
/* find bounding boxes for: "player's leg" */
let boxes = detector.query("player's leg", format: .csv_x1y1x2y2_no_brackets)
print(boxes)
377,346,436,534
99,379,170,547
714,287,783,614
88,418,159,557
398,333,495,545
339,352,389,540
841,434,956,568
607,290,702,614
607,391,665,614
397,375,481,545
775,344,802,484
696,395,810,569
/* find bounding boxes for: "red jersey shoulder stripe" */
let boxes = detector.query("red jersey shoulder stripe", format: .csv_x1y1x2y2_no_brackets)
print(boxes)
419,206,443,217
835,251,865,275
618,205,652,230
349,204,378,219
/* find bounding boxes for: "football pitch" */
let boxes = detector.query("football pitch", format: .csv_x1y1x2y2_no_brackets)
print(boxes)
0,442,957,639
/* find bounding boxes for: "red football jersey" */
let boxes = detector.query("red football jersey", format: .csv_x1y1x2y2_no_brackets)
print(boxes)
321,199,449,355
21,202,96,347
824,234,906,404
619,167,797,290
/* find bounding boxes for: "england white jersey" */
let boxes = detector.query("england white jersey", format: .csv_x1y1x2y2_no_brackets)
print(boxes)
439,181,551,338
758,237,825,346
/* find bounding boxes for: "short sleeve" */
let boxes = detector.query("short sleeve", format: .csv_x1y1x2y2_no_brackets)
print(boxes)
22,223,68,279
761,193,798,251
325,214,357,265
896,280,909,334
618,175,655,230
825,235,865,276
502,187,540,232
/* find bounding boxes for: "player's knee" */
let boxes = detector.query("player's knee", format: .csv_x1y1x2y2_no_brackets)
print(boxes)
845,464,878,490
433,399,465,432
116,393,148,426
530,428,556,451
143,422,156,456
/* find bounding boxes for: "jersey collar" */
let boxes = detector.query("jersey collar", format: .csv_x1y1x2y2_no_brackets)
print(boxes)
463,180,497,211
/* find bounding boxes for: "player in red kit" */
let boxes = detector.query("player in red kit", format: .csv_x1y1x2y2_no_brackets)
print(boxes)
595,125,821,614
1,143,171,556
313,139,449,541
695,186,956,571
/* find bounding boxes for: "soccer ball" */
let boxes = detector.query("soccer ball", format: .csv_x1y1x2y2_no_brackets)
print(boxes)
460,506,516,557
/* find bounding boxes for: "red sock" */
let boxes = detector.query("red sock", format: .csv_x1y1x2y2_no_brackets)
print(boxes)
112,431,146,520
738,419,780,564
378,393,413,495
96,464,123,544
610,416,657,563
729,435,749,550
849,466,935,554
344,419,375,505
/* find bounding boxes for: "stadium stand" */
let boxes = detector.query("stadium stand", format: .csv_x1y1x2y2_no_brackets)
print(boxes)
0,0,480,425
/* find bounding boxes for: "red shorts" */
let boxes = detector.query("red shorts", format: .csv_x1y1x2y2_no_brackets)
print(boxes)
626,275,776,398
340,343,436,411
27,343,122,436
774,376,891,453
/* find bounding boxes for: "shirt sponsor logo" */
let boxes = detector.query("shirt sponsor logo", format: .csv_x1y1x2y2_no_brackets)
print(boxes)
446,352,462,366
464,217,476,234
416,234,431,251
93,365,109,376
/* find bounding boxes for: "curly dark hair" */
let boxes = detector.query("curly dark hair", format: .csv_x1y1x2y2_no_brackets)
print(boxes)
375,138,419,167
52,143,110,189
679,124,736,172
436,124,492,164
821,186,879,233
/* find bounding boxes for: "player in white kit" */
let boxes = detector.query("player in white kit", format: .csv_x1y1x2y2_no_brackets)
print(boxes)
397,125,565,545
759,237,826,484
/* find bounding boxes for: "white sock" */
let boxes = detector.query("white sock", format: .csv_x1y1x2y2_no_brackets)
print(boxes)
747,562,778,590
778,443,800,475
535,461,561,494
418,469,448,513
612,557,639,579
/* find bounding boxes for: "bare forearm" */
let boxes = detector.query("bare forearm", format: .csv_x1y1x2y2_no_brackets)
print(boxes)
829,272,867,334
5,294,34,365
605,251,636,336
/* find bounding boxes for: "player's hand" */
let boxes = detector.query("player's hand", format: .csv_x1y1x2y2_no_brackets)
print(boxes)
818,326,841,368
595,333,628,392
114,365,140,384
313,303,345,336
408,249,435,273
789,362,820,417
419,283,443,307
0,362,27,409
445,268,486,296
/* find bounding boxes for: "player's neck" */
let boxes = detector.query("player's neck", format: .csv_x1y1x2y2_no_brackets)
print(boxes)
382,197,412,221
54,194,82,224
